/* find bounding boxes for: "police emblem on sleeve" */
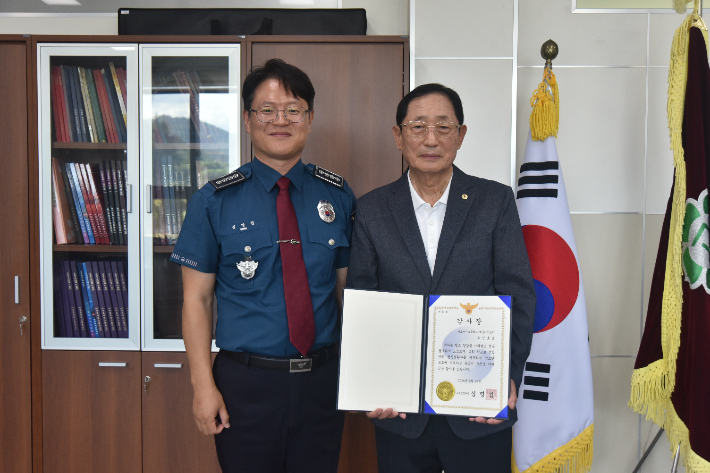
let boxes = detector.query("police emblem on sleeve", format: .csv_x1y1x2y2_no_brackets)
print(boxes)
682,189,710,293
237,258,258,279
317,200,336,223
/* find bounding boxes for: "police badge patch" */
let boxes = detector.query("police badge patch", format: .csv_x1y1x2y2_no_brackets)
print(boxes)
237,258,258,279
317,200,336,223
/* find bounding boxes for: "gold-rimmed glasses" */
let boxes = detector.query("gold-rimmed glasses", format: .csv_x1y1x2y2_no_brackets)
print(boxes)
400,120,461,139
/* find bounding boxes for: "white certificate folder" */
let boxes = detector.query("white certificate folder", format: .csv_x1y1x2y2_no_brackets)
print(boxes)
338,289,511,419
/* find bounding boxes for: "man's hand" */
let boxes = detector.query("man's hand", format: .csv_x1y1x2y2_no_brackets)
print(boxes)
365,408,407,420
193,385,230,435
469,379,517,425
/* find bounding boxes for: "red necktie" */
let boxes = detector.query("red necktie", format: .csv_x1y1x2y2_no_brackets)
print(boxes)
276,176,315,356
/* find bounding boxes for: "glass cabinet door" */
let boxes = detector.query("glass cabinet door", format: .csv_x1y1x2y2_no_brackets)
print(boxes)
140,45,241,351
38,44,140,350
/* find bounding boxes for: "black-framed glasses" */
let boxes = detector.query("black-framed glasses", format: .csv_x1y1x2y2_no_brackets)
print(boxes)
249,106,310,124
400,120,461,139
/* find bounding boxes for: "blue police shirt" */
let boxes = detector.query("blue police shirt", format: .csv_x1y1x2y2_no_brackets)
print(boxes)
170,158,356,357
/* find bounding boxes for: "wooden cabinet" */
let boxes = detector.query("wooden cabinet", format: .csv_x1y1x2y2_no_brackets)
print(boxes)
0,38,32,473
42,350,142,473
251,40,406,198
24,34,408,473
141,352,221,473
339,413,379,473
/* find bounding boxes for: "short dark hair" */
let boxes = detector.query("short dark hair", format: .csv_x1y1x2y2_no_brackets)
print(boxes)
242,58,315,112
395,83,464,126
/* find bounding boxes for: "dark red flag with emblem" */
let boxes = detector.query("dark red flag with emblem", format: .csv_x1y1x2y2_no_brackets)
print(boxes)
630,18,710,472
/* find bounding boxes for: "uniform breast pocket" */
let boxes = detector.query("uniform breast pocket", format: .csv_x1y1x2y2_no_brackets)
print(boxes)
305,224,349,281
221,228,273,288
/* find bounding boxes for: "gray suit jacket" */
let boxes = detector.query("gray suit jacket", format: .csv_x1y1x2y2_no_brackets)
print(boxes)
346,165,536,440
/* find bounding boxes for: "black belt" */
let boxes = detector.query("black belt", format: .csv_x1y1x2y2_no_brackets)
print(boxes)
220,344,339,373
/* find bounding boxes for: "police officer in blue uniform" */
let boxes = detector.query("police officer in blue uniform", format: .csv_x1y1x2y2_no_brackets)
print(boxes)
170,59,355,473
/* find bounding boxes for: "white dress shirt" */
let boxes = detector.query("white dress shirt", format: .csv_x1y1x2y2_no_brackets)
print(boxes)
408,171,452,275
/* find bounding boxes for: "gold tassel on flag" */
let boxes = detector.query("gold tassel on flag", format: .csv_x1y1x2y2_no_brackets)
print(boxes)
529,39,560,142
674,0,689,13
529,67,559,142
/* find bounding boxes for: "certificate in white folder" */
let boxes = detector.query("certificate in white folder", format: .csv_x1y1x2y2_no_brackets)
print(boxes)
338,289,511,419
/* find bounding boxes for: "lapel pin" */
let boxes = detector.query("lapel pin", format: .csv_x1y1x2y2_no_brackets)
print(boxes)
462,194,468,200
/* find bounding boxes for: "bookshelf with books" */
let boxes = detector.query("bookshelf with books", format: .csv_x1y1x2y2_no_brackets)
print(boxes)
39,44,140,350
140,45,241,351
28,36,409,473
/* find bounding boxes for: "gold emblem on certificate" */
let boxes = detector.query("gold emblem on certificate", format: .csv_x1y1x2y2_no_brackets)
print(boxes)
237,257,258,279
436,381,455,401
318,200,336,223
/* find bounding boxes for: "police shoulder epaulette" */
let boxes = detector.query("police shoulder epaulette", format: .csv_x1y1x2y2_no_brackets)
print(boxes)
313,165,344,189
209,169,247,190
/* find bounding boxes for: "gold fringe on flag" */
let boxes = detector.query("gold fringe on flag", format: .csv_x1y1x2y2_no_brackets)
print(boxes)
529,67,559,142
512,424,594,473
629,2,710,471
629,3,695,420
663,400,710,472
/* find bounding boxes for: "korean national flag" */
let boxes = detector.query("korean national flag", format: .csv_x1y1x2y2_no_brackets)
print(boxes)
512,131,594,473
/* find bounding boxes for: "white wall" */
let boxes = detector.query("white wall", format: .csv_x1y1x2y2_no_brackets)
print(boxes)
0,15,117,35
414,0,682,471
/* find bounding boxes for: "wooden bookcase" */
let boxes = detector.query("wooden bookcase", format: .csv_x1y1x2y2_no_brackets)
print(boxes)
0,33,410,473
0,35,33,473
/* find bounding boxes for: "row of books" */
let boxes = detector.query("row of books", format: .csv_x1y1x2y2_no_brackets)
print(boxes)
50,63,128,143
153,156,193,246
153,70,220,143
53,259,128,338
150,157,226,246
51,158,128,245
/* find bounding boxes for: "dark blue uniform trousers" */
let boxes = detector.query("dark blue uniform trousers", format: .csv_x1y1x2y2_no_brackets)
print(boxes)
375,416,512,473
212,351,345,473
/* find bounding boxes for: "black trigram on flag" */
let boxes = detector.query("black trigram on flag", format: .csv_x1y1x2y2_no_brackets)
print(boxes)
516,161,559,199
522,361,550,401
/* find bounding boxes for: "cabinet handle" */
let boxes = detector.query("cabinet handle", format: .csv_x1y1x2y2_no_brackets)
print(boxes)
14,276,19,304
98,362,127,367
19,316,27,335
146,184,152,213
144,375,151,395
153,363,183,369
126,184,132,213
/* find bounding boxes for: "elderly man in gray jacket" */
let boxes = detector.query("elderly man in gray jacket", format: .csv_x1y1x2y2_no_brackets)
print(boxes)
346,83,536,473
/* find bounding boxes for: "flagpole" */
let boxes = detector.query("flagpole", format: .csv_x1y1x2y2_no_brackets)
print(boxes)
630,428,664,473
671,445,681,473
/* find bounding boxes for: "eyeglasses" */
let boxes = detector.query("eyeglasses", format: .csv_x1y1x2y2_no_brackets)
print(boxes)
249,106,310,124
400,121,461,139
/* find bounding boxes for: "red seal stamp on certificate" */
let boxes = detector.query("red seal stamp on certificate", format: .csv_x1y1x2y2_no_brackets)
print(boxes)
486,389,497,401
